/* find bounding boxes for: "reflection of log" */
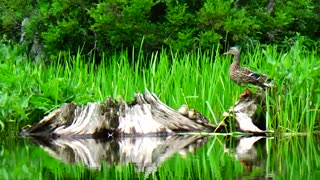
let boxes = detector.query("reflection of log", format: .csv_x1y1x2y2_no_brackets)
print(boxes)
21,88,270,138
118,135,207,175
27,135,207,176
27,135,269,176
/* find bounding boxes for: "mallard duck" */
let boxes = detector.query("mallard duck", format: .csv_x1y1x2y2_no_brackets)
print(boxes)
223,47,272,88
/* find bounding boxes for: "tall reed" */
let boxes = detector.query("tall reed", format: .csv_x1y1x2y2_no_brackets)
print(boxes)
261,39,320,133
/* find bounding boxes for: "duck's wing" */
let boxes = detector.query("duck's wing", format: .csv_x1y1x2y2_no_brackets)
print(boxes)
239,67,270,82
234,67,272,87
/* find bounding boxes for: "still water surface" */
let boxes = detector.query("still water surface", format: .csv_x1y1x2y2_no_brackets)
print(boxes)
1,133,319,179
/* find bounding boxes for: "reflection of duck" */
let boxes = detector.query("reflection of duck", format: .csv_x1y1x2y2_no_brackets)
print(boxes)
235,136,264,174
223,47,272,88
225,136,264,175
235,136,263,160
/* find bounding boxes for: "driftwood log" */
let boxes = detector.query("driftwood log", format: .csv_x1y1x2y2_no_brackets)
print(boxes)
21,89,269,138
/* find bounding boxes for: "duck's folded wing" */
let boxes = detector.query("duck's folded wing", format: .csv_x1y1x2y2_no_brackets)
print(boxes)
238,67,270,82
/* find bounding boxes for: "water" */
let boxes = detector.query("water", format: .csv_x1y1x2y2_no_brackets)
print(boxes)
1,132,319,179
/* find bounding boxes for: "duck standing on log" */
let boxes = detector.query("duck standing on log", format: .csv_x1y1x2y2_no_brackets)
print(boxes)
223,47,273,88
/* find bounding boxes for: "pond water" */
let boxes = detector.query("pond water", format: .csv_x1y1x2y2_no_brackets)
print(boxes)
1,132,319,179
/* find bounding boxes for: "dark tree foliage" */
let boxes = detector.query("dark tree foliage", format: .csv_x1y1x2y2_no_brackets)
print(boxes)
0,0,320,61
149,2,167,23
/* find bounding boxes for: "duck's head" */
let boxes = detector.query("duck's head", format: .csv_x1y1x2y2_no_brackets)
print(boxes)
223,47,240,56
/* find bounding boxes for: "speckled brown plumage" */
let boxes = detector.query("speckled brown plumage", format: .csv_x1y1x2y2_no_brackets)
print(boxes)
224,47,272,88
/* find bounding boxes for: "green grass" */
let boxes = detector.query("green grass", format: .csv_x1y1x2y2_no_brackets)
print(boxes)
0,37,319,134
262,40,320,133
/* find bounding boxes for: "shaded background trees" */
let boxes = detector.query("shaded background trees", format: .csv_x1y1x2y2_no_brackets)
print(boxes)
1,0,320,61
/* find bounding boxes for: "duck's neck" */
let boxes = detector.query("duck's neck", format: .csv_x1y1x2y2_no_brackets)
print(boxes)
231,53,241,68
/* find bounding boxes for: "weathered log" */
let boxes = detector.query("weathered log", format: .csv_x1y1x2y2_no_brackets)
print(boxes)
21,89,222,138
21,88,270,138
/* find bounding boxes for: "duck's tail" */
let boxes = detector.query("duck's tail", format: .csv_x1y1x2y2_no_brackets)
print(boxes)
262,81,276,88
